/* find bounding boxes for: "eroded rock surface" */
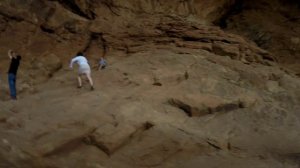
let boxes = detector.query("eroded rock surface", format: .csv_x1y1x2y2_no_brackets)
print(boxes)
0,1,299,168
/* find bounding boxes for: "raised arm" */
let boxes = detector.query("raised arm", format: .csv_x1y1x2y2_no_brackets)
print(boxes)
8,50,13,59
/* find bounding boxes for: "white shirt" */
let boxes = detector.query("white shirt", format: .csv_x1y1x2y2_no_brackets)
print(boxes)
70,56,89,68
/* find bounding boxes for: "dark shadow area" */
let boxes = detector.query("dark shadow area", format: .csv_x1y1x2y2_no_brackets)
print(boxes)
214,0,246,29
56,0,96,20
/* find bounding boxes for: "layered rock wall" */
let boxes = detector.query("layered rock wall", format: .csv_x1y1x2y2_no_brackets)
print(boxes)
0,0,298,88
221,0,300,73
0,0,273,67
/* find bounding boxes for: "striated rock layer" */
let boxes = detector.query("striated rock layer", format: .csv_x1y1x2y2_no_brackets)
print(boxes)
0,0,280,86
219,0,300,74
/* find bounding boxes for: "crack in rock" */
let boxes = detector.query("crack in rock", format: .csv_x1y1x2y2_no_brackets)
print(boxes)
168,98,245,117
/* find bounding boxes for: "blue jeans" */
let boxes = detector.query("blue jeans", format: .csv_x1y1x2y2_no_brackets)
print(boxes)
8,73,17,99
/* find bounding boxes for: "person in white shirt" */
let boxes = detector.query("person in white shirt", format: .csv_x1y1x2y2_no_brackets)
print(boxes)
70,52,94,90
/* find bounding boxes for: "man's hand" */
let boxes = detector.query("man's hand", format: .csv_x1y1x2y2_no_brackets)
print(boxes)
8,50,13,59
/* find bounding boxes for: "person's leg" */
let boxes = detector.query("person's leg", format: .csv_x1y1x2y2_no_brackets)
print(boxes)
77,75,82,88
86,73,94,90
8,73,17,99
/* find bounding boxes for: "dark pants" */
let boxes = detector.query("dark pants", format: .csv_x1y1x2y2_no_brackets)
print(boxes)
8,73,17,99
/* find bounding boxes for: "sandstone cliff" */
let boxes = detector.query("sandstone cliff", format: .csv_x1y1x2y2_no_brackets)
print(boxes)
0,1,299,168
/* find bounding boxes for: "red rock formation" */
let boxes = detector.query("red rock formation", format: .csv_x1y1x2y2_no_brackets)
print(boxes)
0,1,299,168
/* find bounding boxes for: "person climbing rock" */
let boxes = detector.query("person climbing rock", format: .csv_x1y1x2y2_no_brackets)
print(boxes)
70,52,94,90
98,57,107,70
7,50,21,100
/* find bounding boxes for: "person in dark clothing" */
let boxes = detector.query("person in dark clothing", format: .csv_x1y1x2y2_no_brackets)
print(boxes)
7,50,21,100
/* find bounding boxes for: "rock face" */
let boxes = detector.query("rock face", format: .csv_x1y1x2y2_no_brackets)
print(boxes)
0,0,275,60
219,0,300,74
0,1,300,168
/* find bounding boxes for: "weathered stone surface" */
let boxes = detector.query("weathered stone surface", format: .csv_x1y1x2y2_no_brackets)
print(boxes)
42,53,63,76
88,123,138,155
175,40,213,51
33,126,96,156
212,41,240,58
0,48,299,168
0,1,299,168
224,0,300,74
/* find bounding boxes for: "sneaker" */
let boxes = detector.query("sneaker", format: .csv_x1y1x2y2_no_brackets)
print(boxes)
77,85,82,89
91,86,94,91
